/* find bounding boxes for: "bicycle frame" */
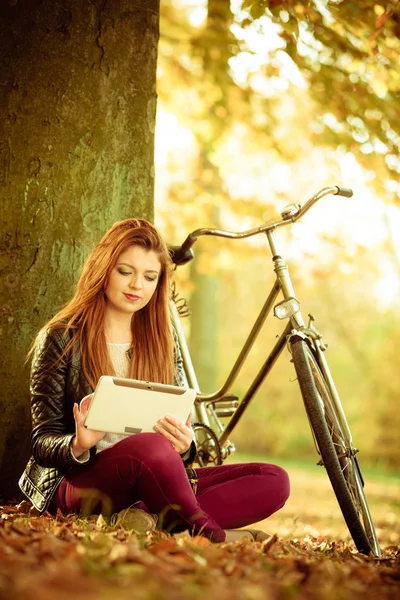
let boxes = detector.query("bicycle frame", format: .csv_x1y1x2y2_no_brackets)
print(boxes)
170,186,383,558
170,186,354,459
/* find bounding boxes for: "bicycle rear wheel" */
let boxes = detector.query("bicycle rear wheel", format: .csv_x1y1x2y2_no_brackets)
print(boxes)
290,337,380,557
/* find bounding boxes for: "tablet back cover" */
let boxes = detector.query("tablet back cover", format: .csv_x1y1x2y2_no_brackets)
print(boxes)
84,376,196,434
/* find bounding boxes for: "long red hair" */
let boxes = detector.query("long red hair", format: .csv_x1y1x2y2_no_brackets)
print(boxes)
31,219,175,388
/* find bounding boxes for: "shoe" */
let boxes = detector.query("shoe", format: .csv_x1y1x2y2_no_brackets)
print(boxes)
111,507,157,533
223,528,272,543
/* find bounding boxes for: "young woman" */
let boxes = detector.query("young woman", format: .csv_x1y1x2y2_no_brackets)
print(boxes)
19,218,290,542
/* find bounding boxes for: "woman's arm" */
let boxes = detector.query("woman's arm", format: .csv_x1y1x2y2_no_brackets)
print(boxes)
30,327,92,468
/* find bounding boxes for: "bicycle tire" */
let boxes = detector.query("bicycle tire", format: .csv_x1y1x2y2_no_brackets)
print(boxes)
290,337,380,556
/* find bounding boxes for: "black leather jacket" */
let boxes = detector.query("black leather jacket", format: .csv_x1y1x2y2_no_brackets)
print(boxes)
19,326,196,512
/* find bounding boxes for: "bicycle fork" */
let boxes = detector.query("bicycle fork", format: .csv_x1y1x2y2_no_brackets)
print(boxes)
268,229,353,447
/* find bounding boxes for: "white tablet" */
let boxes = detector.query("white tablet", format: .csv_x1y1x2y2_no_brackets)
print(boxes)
84,376,196,435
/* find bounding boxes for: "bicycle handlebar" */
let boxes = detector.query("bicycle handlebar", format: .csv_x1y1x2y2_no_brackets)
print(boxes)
173,186,353,261
335,187,353,198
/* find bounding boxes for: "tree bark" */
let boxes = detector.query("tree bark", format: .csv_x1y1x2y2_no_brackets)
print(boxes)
0,0,159,499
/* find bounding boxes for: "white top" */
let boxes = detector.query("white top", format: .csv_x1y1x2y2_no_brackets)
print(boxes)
95,342,131,453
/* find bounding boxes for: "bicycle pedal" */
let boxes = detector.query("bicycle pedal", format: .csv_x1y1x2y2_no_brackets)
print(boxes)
215,408,237,418
211,401,239,409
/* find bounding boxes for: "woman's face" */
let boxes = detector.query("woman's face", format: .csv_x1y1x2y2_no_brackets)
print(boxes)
105,245,162,315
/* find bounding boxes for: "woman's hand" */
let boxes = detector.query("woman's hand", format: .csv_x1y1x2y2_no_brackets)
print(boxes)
72,394,105,458
153,410,194,454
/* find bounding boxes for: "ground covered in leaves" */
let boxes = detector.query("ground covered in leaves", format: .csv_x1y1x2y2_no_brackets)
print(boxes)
1,464,399,599
0,504,398,600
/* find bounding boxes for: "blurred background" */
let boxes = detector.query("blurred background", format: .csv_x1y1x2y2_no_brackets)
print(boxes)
153,0,400,473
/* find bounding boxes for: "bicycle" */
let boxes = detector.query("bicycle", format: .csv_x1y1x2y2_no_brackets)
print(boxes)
167,185,381,558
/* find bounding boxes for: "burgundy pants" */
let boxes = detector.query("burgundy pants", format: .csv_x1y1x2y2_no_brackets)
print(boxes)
52,433,290,542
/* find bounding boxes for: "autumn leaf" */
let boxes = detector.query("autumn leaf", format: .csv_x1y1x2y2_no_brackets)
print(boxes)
376,10,392,29
1,473,399,600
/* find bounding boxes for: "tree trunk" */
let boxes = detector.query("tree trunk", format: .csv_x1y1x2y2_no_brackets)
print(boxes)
0,0,159,499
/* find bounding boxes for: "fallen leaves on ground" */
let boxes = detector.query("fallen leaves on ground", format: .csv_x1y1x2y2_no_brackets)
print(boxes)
0,502,399,600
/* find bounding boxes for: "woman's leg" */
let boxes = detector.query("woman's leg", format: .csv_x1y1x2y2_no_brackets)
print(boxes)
138,462,289,535
194,462,290,529
52,433,225,541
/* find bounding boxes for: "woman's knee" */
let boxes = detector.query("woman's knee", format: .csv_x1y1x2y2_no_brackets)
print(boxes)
272,464,290,505
257,463,290,507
